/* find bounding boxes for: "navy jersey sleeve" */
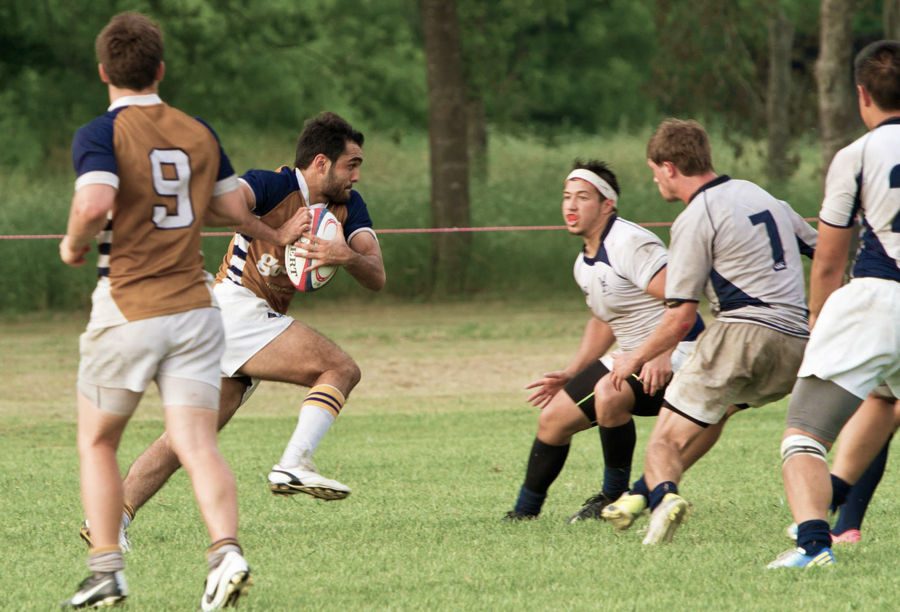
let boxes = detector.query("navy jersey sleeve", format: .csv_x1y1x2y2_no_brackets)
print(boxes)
194,117,236,182
72,114,117,177
343,190,374,237
241,169,295,215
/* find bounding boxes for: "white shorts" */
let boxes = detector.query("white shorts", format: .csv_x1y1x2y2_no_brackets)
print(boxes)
78,308,224,392
214,281,293,377
798,277,900,399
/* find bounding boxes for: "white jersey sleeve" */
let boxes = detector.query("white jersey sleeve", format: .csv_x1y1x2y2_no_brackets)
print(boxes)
665,199,715,304
821,120,900,281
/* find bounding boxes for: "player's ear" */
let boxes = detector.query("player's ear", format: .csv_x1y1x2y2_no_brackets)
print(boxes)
156,61,165,85
314,153,331,175
663,161,677,178
98,63,110,84
857,84,871,107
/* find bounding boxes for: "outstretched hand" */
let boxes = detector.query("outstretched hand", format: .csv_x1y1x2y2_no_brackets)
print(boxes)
524,370,571,409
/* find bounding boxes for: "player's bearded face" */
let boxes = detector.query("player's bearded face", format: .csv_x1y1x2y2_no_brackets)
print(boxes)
322,142,363,203
323,165,351,203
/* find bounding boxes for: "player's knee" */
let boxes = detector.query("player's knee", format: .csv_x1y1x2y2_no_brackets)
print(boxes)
780,433,827,465
593,378,631,426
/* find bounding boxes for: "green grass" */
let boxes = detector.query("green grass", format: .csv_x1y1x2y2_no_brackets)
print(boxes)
1,301,897,610
0,129,824,311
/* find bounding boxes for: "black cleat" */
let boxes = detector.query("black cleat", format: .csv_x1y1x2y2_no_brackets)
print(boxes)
61,571,128,609
502,510,538,522
566,492,615,524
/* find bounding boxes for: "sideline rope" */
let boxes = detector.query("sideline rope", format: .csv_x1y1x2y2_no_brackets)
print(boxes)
0,218,816,241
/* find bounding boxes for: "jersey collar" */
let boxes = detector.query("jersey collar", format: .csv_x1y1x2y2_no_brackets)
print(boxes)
582,214,617,265
875,116,900,128
688,174,731,203
108,94,163,111
293,168,311,205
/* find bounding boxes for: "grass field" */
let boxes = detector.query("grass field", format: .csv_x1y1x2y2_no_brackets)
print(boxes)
1,301,897,611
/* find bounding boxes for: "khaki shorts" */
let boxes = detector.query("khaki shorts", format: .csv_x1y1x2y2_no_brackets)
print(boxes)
78,307,225,395
664,321,807,425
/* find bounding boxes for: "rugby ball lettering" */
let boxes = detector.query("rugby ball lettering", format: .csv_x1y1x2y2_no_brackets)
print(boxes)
285,205,339,292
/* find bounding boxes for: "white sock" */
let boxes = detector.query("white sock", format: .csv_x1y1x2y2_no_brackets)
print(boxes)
279,384,344,468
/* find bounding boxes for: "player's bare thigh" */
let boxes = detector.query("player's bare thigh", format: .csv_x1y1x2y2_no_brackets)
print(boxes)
538,390,592,445
238,320,360,392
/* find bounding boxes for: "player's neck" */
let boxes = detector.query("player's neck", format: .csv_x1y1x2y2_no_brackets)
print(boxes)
678,172,718,204
865,108,900,129
107,83,159,104
582,211,615,257
298,168,326,204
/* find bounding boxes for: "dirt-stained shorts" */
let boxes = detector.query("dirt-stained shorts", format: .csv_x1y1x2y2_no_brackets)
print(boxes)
664,320,807,425
214,281,293,377
77,308,224,414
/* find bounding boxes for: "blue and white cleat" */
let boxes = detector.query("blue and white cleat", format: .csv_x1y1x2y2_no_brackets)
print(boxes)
767,547,835,569
785,522,798,541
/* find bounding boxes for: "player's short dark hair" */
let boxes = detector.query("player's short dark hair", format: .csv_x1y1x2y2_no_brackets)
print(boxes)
646,119,714,176
294,112,365,169
95,12,163,91
571,159,620,196
854,40,900,111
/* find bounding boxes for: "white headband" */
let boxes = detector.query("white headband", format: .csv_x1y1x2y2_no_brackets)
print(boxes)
566,169,618,204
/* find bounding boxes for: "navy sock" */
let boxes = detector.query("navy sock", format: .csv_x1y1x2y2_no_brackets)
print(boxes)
515,438,570,515
514,486,546,516
631,475,650,500
829,474,852,512
797,519,831,556
599,420,635,498
833,437,891,534
648,481,678,511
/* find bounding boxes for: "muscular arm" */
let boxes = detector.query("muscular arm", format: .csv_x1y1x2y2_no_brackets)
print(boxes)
205,183,308,246
342,231,386,291
807,223,853,327
610,301,698,391
60,184,115,266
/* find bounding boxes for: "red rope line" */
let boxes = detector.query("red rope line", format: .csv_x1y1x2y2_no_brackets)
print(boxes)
0,219,817,241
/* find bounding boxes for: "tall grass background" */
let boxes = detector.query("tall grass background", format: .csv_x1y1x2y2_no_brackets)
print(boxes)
0,128,826,312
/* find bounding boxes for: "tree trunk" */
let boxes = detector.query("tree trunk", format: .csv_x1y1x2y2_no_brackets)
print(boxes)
815,0,858,174
421,0,471,295
766,5,795,184
886,0,900,38
467,96,488,184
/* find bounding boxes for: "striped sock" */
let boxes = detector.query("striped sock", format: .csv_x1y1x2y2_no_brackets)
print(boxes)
207,537,242,571
279,384,346,468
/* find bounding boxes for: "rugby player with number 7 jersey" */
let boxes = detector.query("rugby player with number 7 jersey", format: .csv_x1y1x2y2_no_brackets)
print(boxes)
769,40,900,569
609,118,817,545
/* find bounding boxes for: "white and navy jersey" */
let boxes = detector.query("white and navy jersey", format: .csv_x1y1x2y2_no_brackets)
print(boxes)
214,166,375,313
821,117,900,281
666,176,817,338
574,215,704,351
72,94,238,327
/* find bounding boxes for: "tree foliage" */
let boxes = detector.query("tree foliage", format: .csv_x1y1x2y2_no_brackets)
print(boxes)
0,0,889,170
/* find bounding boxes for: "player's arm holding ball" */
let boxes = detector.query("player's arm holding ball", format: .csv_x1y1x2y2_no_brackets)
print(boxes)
205,180,310,246
302,221,385,291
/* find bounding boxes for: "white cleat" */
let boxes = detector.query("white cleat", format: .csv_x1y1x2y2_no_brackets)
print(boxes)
201,551,252,611
642,493,690,545
267,463,351,500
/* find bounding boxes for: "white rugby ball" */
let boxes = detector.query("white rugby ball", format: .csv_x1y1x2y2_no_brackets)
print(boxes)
285,205,340,292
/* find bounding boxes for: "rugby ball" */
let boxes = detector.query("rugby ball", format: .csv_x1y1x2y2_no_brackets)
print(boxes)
285,205,339,292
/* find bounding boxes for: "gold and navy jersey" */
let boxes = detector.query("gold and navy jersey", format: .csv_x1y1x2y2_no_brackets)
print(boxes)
72,94,238,326
214,166,375,313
